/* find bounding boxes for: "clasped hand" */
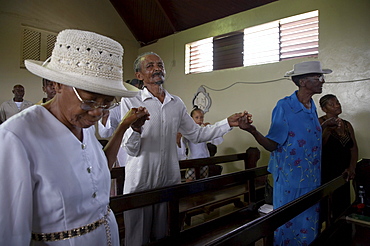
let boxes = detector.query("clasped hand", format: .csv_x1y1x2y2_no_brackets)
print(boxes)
121,107,150,131
322,117,341,129
227,111,253,127
237,111,255,133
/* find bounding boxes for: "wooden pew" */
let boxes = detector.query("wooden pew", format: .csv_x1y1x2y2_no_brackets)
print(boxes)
110,166,125,195
199,176,349,246
178,147,263,225
148,175,349,246
110,158,356,245
109,147,268,243
179,147,261,180
211,160,368,246
110,147,261,195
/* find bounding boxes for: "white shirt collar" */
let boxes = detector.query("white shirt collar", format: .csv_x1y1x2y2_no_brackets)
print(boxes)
141,87,174,105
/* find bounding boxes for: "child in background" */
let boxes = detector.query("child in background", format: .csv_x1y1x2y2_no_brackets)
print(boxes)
184,106,224,181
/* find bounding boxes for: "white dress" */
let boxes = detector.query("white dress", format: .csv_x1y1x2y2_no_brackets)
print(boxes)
186,136,224,159
184,136,224,179
0,105,119,246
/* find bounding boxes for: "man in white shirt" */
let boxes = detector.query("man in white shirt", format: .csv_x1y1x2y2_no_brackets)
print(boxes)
0,84,33,123
121,52,251,245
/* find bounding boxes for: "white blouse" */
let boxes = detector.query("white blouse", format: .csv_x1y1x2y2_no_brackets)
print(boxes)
185,136,224,159
0,106,119,246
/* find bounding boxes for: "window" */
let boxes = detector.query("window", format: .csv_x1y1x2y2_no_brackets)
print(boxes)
213,31,243,70
185,10,318,74
185,37,213,74
20,26,57,68
280,11,319,60
243,21,280,66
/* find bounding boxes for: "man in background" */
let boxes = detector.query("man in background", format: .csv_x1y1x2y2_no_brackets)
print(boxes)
36,78,56,105
0,84,33,123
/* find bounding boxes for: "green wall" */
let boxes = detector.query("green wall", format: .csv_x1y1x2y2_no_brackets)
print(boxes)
138,0,370,173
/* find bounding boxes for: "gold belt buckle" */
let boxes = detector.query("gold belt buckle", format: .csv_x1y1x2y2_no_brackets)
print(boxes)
32,206,111,242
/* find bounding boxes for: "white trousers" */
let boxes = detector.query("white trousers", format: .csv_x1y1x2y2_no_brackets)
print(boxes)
124,202,168,246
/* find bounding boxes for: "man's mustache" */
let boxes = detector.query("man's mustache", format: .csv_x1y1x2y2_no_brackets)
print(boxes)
152,72,164,77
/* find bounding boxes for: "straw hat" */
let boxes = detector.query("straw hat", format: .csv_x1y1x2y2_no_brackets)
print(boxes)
284,61,332,77
25,29,138,97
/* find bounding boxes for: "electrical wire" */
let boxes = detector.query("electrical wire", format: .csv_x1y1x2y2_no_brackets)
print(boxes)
200,77,370,92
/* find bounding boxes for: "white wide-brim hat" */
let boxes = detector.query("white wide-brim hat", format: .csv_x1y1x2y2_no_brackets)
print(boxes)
284,61,332,77
25,29,138,97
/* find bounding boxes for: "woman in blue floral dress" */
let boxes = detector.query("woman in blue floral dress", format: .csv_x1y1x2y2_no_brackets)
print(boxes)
239,61,332,245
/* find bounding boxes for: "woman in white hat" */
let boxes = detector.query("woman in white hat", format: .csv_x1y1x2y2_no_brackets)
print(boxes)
239,61,332,245
0,29,149,246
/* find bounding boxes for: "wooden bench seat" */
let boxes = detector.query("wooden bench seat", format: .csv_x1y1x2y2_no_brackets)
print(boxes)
109,147,267,242
177,147,262,225
110,155,361,245
179,183,265,226
179,183,248,226
179,184,248,211
149,176,349,246
148,205,262,246
110,170,254,233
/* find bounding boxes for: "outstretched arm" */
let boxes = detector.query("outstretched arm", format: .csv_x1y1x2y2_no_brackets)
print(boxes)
238,114,278,152
104,107,150,169
227,111,251,127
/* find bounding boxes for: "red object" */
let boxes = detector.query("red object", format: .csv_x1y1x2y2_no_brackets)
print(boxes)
357,203,365,209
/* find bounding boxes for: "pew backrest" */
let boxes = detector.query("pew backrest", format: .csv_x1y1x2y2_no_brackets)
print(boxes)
109,147,266,240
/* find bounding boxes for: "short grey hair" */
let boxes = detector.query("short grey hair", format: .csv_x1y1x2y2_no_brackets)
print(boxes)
133,52,161,72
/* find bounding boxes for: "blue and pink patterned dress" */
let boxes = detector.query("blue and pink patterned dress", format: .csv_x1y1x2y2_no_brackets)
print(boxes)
266,91,322,246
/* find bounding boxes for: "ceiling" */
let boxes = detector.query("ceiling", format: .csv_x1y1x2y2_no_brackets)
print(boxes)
109,0,278,46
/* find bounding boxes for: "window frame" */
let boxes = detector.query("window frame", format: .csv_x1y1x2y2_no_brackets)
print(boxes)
185,10,319,74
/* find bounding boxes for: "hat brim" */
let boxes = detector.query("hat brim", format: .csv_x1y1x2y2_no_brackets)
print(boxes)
284,68,333,77
25,60,139,97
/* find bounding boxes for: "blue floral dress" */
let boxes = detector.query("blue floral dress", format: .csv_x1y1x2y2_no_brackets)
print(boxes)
266,91,321,246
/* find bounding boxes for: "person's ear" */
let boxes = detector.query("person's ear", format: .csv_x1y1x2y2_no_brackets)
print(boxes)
135,71,143,80
321,106,328,113
299,77,307,87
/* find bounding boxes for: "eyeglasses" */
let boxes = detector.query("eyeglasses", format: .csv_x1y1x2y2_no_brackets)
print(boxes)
72,87,119,111
306,75,325,82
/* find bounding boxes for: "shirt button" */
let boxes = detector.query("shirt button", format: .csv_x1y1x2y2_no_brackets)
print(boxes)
92,192,97,198
81,143,86,149
87,167,92,173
